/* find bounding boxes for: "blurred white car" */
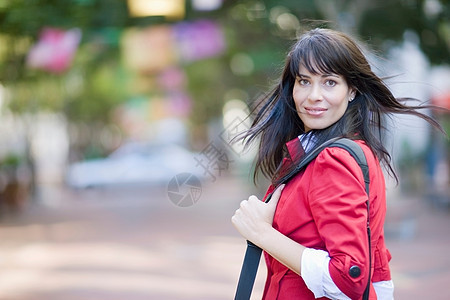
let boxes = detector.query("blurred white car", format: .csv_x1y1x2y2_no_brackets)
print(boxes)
66,142,205,189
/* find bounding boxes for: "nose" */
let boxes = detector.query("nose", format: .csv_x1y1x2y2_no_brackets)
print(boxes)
308,83,323,102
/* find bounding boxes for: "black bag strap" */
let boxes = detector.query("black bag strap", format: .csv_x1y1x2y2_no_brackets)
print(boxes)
233,241,263,300
331,139,371,300
234,138,372,300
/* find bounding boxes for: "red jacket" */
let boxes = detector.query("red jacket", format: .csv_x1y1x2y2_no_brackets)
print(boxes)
262,138,392,300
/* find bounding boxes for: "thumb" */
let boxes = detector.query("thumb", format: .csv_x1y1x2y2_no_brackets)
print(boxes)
268,184,285,208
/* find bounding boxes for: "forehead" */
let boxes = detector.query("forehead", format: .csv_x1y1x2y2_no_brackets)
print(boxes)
298,64,340,76
291,49,340,77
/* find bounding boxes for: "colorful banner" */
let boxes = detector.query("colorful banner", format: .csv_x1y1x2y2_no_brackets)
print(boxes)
173,19,226,62
121,19,226,73
121,25,176,74
26,27,82,73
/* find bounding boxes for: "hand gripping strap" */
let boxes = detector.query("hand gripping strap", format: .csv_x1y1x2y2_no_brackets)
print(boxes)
234,138,371,300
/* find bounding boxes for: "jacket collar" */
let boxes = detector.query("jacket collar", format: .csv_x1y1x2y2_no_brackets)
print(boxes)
285,136,305,166
274,136,305,182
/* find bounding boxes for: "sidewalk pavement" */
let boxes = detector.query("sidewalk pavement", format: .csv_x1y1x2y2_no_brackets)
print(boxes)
0,176,448,300
385,192,450,300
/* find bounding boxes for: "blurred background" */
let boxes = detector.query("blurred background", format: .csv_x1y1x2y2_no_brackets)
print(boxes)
0,0,448,299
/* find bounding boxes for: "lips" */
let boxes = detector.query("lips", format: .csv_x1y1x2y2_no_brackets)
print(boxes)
304,107,327,116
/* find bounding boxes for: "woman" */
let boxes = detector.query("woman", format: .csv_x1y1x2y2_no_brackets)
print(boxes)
231,28,443,299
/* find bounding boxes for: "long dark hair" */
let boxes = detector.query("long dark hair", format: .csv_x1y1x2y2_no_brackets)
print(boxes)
241,28,443,184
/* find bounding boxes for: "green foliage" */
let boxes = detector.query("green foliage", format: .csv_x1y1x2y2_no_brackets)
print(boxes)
0,0,128,35
359,0,449,64
0,0,448,127
0,0,130,122
0,153,23,168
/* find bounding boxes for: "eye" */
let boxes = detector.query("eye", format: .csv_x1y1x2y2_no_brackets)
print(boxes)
325,79,337,87
298,78,309,85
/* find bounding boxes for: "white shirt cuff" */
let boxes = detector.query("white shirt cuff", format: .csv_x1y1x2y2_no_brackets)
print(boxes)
301,248,351,300
373,280,394,299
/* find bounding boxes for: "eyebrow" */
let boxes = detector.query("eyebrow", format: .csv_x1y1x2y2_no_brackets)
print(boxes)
298,73,340,78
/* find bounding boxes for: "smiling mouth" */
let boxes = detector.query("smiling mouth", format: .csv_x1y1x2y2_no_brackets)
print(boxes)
304,107,327,115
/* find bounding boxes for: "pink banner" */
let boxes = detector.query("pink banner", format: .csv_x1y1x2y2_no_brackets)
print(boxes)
27,27,82,73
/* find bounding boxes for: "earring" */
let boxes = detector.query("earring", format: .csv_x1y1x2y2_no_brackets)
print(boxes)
349,96,354,102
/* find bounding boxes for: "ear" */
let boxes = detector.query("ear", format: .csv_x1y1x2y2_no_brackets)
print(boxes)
349,89,357,102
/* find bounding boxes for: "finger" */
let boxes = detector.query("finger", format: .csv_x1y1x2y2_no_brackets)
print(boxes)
233,208,240,217
248,195,260,203
231,214,242,231
231,213,238,226
268,184,285,208
231,208,242,224
239,199,247,209
238,199,250,214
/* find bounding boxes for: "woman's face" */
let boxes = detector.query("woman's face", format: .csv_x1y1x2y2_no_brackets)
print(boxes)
293,64,355,132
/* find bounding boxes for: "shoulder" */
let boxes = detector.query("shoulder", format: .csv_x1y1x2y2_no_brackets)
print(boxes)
310,139,378,180
317,139,377,166
310,139,381,186
305,141,371,205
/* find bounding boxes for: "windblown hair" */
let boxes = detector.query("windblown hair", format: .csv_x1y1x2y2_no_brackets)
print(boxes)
241,28,443,184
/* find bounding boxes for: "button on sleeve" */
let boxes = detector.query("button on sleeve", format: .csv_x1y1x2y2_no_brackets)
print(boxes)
349,265,361,278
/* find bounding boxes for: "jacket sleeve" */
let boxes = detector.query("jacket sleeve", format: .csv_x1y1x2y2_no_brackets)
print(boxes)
307,146,370,300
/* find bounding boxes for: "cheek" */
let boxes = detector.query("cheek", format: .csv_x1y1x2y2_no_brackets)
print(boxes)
338,102,349,117
334,99,350,121
292,87,304,108
329,90,350,110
